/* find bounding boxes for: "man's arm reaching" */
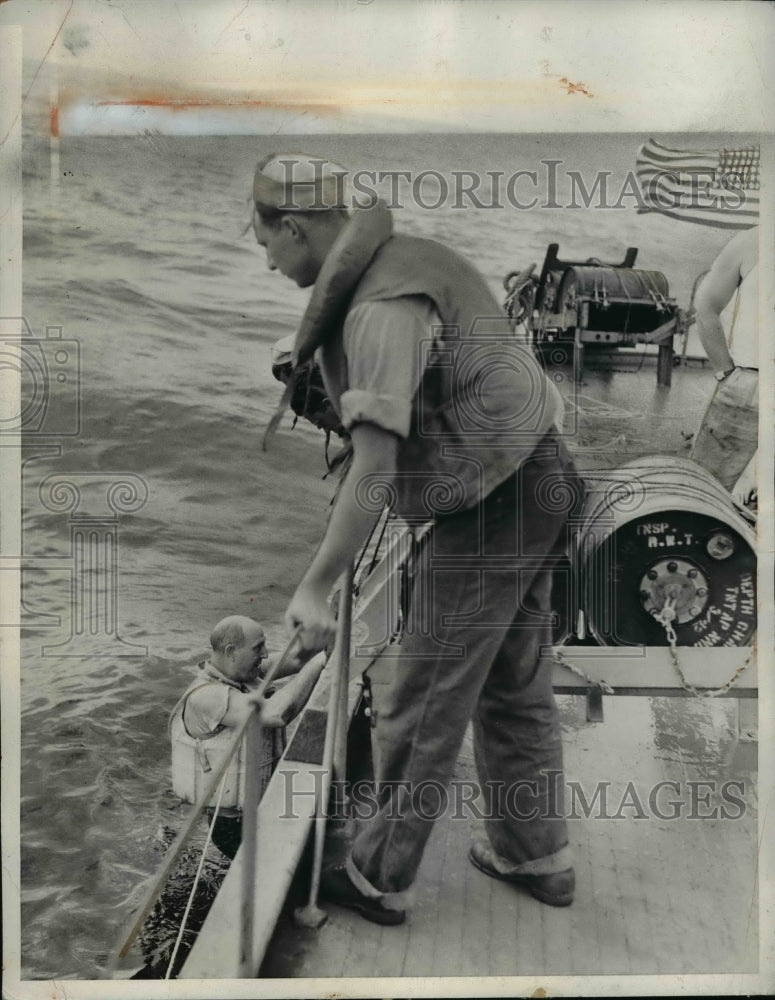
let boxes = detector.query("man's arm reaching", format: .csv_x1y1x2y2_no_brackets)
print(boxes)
218,652,326,730
262,653,327,727
285,420,399,652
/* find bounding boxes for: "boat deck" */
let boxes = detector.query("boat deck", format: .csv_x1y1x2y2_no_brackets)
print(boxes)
552,349,713,474
260,694,758,979
178,354,759,983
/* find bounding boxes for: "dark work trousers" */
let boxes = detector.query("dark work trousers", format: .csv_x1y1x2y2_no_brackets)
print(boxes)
351,431,584,894
210,815,242,860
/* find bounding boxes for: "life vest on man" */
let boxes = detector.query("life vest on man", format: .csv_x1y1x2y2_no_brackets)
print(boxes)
168,677,247,811
292,199,564,518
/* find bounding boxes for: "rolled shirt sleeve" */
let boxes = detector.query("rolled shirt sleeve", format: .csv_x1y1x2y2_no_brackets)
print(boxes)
339,296,440,438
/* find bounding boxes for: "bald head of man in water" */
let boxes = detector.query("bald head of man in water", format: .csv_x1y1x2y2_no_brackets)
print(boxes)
209,615,268,686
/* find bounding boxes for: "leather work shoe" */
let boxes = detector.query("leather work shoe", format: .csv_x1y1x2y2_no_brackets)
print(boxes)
469,845,575,907
320,863,406,926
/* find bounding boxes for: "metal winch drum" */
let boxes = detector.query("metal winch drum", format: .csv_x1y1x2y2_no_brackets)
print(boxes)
555,266,676,341
575,456,756,647
509,243,684,386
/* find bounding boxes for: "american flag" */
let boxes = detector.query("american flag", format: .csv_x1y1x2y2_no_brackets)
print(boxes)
635,139,759,229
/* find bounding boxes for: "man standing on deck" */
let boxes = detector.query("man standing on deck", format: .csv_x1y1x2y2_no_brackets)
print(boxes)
690,226,759,506
251,153,582,925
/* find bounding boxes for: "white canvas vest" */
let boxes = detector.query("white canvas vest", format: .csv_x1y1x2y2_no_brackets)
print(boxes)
168,678,247,811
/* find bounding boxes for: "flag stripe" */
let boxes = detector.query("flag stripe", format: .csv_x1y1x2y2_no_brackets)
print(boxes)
638,138,754,159
636,206,757,230
636,172,759,202
638,149,719,167
634,137,760,230
635,184,760,209
635,175,759,210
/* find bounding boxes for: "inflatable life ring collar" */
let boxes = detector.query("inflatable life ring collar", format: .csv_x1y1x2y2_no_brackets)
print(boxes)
291,199,393,366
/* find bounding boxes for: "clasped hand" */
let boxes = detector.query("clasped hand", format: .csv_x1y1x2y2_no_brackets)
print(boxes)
285,581,336,654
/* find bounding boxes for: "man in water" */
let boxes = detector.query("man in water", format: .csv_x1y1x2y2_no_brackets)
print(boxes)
690,226,759,506
252,152,581,925
169,614,322,858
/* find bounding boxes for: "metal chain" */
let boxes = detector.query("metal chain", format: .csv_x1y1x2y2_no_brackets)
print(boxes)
550,648,615,695
650,596,752,698
652,592,679,646
553,591,752,700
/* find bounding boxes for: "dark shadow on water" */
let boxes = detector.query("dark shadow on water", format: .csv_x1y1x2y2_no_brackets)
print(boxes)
131,837,232,980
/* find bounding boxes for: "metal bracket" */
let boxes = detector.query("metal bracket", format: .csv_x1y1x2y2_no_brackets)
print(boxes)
586,687,605,723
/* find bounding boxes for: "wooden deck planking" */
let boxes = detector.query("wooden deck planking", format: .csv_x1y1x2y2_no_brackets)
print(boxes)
400,814,448,976
189,668,757,983
600,783,660,971
669,808,756,972
258,692,758,979
327,898,356,978
505,882,547,973
626,827,673,972
703,795,758,967
567,818,604,975
368,854,412,981
318,916,354,980
607,821,656,972
455,800,493,976
560,695,634,975
259,779,758,978
647,698,758,972
654,818,712,972
371,919,410,981
671,814,726,972
339,908,383,979
508,889,548,975
638,847,690,972
584,812,633,974
484,860,521,977
725,809,759,971
429,794,467,977
536,877,573,973
259,879,357,980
